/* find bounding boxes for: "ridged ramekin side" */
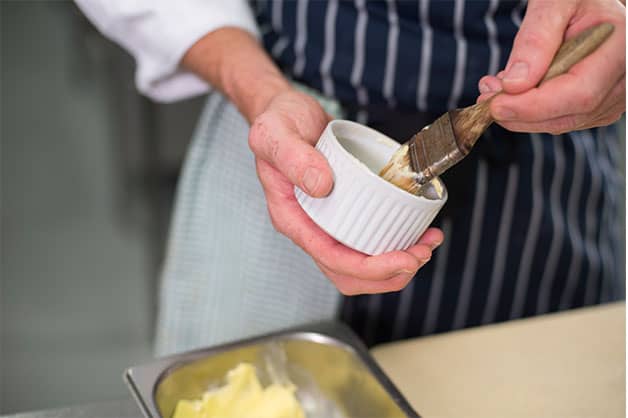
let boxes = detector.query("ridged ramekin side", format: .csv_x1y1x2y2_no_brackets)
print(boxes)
296,126,445,255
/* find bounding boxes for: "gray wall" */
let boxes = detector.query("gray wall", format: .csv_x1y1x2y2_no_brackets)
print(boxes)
1,2,202,414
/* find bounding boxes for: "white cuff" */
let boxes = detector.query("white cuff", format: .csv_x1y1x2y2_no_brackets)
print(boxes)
75,0,260,102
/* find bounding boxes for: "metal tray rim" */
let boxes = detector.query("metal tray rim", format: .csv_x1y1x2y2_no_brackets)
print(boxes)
124,321,420,418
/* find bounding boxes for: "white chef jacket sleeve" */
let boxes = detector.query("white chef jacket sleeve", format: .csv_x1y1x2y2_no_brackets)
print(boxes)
74,0,260,102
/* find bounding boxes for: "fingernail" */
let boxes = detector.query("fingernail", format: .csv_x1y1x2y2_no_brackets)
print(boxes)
429,238,443,250
503,61,528,82
494,106,516,120
302,167,321,194
479,82,492,94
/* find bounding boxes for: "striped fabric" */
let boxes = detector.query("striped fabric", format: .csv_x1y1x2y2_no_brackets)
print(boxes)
253,0,625,346
257,0,525,113
343,126,624,346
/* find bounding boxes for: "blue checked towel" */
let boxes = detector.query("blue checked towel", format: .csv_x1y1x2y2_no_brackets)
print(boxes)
154,88,344,355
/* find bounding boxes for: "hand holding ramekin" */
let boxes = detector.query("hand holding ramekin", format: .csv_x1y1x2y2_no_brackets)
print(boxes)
296,120,447,256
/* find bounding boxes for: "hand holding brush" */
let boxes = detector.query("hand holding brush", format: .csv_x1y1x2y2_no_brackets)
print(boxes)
380,22,616,196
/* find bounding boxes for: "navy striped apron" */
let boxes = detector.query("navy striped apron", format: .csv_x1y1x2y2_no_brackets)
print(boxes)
254,0,625,346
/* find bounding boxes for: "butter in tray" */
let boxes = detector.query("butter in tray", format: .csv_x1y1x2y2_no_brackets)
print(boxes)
172,363,305,418
124,322,419,418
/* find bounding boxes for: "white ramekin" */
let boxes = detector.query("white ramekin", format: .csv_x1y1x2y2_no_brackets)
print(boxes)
295,120,447,256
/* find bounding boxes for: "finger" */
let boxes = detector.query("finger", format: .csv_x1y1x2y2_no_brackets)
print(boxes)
477,92,495,104
591,105,626,127
478,75,503,95
496,76,625,133
317,230,439,280
498,102,624,134
501,0,575,94
477,91,495,104
583,75,625,125
401,230,444,270
255,157,295,199
249,113,333,197
319,244,432,281
317,262,416,295
257,159,423,280
497,114,586,135
415,227,444,251
491,39,624,123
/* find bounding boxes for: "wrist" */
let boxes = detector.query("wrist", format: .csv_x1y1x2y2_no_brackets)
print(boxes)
222,66,291,123
182,27,291,123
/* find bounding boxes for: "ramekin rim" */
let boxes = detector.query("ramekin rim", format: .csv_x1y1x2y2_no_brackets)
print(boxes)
324,119,448,205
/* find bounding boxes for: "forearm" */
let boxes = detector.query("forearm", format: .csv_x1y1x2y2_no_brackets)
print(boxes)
182,27,290,123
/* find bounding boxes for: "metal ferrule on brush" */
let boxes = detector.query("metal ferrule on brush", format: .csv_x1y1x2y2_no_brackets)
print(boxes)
409,112,467,185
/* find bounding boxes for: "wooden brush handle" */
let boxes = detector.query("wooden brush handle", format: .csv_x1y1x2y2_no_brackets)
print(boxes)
542,22,614,83
451,22,614,154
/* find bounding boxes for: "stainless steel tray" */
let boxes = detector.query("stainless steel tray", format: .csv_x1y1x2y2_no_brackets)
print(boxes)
125,321,420,418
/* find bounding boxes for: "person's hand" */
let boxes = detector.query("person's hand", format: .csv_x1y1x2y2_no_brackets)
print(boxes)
477,0,625,134
248,88,444,295
183,28,443,294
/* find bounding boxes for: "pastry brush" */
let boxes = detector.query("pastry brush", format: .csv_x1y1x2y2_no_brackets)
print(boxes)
380,22,615,195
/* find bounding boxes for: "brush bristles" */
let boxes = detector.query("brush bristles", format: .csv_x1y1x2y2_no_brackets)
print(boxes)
379,145,421,195
380,102,493,197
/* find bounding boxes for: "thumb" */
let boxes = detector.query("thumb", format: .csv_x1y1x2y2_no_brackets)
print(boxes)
249,115,334,197
502,0,576,94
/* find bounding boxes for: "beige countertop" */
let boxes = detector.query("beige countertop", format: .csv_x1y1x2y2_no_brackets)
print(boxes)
372,302,626,418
